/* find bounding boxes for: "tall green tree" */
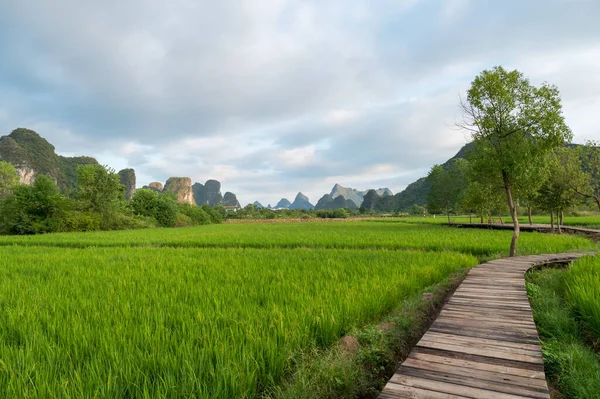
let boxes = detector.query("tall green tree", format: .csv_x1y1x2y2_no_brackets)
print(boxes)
0,175,68,234
459,66,572,256
537,148,587,232
77,164,126,227
0,161,20,199
426,160,467,222
569,141,600,211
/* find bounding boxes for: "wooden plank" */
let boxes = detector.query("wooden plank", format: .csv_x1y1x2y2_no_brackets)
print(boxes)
401,358,549,390
377,252,589,399
410,350,546,378
388,374,538,399
416,340,544,364
422,332,542,351
381,382,472,399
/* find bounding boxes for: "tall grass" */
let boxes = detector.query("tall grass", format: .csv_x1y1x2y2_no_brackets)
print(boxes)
0,222,593,257
527,266,600,398
0,246,476,398
566,256,600,343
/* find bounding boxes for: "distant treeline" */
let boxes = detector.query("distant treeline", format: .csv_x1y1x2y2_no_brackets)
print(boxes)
0,162,222,235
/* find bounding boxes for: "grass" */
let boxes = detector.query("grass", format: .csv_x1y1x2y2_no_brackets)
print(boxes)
0,222,593,257
565,256,600,346
0,246,476,398
527,261,600,398
0,221,596,398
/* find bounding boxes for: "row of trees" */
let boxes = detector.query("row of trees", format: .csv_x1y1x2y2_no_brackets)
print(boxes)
428,66,590,256
427,143,598,224
0,162,221,235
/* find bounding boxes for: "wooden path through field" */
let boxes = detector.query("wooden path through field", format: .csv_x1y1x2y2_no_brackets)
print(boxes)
378,252,589,399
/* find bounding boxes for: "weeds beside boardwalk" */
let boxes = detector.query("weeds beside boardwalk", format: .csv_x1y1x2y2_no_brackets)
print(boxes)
0,221,596,398
527,258,600,398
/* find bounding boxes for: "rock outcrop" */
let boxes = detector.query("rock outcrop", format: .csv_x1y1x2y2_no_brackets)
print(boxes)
315,194,358,210
118,168,136,200
223,192,241,209
275,198,291,209
253,201,264,208
145,182,164,192
330,184,364,207
0,128,99,189
163,177,194,204
329,183,394,207
193,179,224,206
289,192,314,210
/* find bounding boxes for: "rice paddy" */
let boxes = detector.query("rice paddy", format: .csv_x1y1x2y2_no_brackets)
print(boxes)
0,221,596,398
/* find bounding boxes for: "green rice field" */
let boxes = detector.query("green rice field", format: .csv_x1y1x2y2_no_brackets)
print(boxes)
527,255,600,398
0,221,596,398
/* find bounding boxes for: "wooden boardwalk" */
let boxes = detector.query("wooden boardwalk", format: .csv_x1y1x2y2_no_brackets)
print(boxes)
378,252,589,399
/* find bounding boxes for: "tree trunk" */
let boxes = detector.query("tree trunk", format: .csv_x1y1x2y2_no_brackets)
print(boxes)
469,213,472,224
557,209,562,234
550,211,555,230
480,214,484,224
560,210,564,226
499,214,504,224
528,206,533,225
447,210,451,224
595,197,600,213
502,171,519,257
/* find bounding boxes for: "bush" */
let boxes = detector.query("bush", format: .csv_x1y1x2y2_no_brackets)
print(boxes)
59,211,101,232
178,204,212,225
174,213,193,227
130,189,178,227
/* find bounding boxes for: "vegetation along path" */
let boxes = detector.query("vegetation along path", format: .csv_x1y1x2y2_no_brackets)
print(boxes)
378,252,589,399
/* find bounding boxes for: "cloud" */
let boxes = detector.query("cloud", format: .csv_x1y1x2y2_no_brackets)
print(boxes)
1,0,599,205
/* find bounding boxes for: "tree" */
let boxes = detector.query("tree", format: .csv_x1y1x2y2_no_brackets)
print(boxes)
77,164,126,227
426,160,467,222
537,148,586,232
459,66,572,256
0,175,68,234
130,188,178,227
0,161,19,199
569,141,600,211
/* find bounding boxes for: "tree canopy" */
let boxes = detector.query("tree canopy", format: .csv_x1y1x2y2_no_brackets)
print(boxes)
460,66,572,256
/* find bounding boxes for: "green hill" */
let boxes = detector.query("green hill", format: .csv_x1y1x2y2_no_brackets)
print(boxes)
0,128,99,190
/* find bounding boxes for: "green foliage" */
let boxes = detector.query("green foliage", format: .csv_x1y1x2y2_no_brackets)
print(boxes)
537,148,587,216
0,128,99,190
0,245,476,398
130,189,178,227
426,160,467,219
177,203,212,225
0,222,593,257
565,256,600,343
0,175,69,234
76,164,127,228
527,267,600,398
0,160,19,198
462,66,572,254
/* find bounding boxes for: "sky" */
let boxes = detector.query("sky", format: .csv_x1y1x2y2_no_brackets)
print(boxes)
1,0,599,206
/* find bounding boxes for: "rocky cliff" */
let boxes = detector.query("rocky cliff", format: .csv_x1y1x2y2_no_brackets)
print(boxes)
192,180,224,206
143,182,164,192
0,128,99,189
275,198,291,209
315,194,358,210
223,192,241,209
329,183,393,207
289,192,314,210
163,177,194,204
118,168,136,200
